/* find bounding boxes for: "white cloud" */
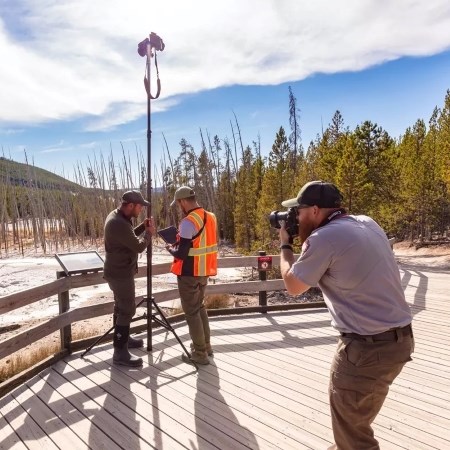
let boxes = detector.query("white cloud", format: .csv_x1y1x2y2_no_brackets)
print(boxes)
39,139,102,154
0,0,449,130
0,128,24,135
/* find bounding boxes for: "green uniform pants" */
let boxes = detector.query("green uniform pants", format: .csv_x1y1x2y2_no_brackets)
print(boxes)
106,276,136,327
177,275,210,352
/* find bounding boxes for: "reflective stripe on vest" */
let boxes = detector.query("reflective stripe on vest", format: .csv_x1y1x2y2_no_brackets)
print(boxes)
188,244,218,256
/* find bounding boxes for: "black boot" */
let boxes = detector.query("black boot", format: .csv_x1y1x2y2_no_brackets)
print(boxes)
113,325,143,367
128,335,144,348
113,314,143,349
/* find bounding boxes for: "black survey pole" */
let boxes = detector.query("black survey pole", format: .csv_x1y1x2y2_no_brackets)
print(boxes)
146,41,153,351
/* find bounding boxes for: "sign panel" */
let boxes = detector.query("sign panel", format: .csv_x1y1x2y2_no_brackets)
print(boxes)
55,251,104,276
257,256,272,271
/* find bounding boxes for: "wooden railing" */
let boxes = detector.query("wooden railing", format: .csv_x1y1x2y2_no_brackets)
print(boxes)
0,255,325,362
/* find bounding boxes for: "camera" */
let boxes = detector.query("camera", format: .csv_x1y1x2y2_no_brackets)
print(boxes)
138,32,165,57
269,207,299,240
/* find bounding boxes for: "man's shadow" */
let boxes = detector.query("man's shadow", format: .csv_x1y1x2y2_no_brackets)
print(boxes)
400,266,428,316
191,360,260,449
87,358,140,449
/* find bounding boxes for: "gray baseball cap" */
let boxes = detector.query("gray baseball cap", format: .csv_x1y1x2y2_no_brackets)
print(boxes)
282,181,343,208
121,190,150,206
170,186,196,207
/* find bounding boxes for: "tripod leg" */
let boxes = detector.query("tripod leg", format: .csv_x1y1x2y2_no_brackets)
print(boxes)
147,295,152,351
151,298,193,360
80,324,114,358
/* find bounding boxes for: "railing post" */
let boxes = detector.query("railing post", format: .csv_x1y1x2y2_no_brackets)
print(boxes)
57,271,72,352
258,250,267,313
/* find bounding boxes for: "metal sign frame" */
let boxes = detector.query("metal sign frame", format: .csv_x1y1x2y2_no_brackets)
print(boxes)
55,251,104,276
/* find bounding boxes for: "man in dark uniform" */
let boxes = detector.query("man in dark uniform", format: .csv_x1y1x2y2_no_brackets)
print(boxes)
104,190,155,367
279,180,413,450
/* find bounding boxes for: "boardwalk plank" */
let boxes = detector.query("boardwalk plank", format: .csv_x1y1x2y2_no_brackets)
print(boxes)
28,369,121,450
0,386,59,449
134,340,334,449
1,265,449,450
79,347,293,450
204,319,446,449
45,361,157,450
58,355,217,450
0,413,28,450
213,314,450,443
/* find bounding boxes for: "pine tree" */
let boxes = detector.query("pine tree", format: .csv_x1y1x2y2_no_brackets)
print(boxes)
255,127,294,250
335,133,372,213
288,86,303,170
354,121,395,216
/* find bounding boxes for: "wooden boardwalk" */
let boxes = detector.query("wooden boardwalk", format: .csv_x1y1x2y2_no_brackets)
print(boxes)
1,265,449,449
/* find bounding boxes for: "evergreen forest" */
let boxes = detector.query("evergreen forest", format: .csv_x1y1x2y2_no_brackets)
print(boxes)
1,88,449,256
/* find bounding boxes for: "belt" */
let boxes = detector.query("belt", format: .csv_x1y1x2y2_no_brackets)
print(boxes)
340,324,413,342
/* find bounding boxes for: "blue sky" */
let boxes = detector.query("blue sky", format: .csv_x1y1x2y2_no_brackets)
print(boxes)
1,0,450,183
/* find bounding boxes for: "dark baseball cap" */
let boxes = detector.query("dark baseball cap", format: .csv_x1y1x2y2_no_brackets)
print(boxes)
281,181,343,208
121,190,150,206
170,186,196,207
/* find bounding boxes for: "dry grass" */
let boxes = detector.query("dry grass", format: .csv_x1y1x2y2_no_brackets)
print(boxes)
72,316,112,342
72,326,108,342
205,293,233,309
0,321,109,384
0,341,60,383
168,293,232,316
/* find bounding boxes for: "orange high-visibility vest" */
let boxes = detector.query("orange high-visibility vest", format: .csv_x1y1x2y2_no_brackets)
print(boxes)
171,208,218,276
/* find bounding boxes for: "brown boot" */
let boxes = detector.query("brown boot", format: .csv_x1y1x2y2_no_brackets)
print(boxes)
190,342,213,356
182,350,210,365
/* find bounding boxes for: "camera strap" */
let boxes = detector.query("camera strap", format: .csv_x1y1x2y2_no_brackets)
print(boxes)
317,208,347,229
144,52,162,99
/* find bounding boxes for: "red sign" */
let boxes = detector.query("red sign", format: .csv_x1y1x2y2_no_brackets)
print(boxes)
257,256,272,271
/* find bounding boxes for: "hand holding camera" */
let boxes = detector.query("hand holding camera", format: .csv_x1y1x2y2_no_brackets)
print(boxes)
278,221,292,247
269,207,299,244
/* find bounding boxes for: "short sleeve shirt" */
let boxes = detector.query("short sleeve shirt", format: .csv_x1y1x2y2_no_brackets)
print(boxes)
179,218,197,239
291,215,412,334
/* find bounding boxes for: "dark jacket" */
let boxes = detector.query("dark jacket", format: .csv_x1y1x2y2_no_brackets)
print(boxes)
103,209,150,279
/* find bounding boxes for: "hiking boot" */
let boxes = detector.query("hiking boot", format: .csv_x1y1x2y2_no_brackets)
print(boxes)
113,347,143,367
128,335,144,349
182,350,210,365
190,342,213,356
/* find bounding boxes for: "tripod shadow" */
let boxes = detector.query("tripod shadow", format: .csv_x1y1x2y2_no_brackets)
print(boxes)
191,361,260,449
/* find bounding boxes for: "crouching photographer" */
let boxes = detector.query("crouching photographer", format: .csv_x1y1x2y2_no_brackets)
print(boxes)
276,180,414,450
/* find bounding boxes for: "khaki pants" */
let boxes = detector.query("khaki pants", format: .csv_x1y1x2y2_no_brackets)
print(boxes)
106,277,136,326
177,276,210,351
329,330,414,450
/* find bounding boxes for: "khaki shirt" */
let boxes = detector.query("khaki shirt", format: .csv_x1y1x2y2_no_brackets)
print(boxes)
291,215,412,334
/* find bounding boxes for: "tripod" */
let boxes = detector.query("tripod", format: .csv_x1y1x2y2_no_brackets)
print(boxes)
80,296,192,361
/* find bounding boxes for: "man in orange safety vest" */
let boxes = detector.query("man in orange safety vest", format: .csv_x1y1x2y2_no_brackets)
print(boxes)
166,186,218,365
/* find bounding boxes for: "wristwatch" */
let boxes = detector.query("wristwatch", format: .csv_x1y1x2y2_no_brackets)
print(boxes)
280,244,293,251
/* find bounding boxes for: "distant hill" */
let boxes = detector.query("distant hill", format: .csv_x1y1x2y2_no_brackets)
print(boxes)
0,157,82,191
